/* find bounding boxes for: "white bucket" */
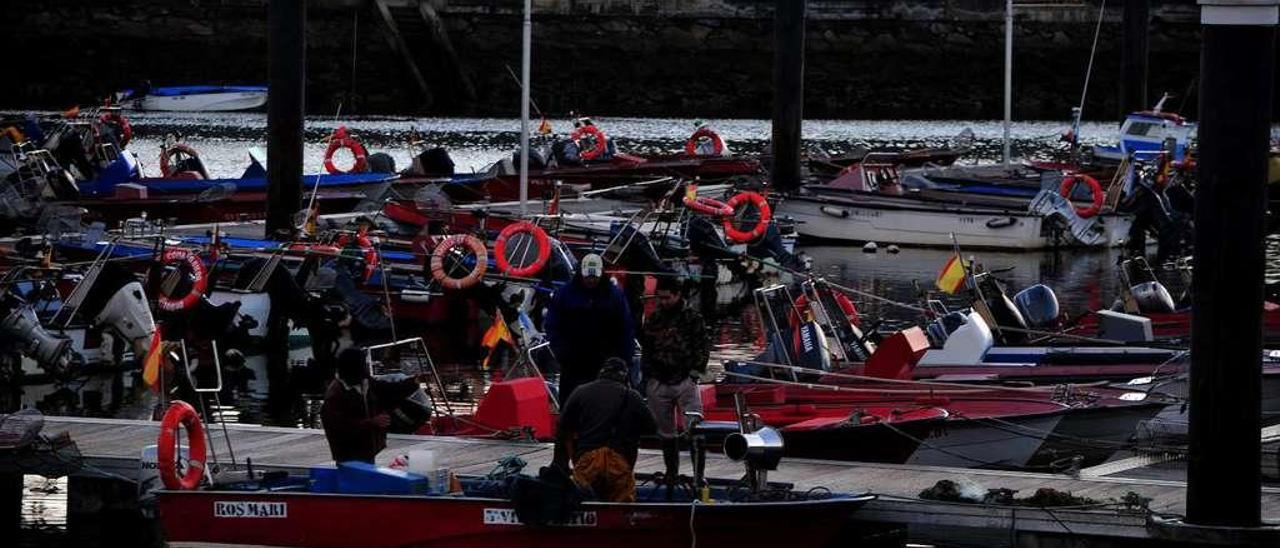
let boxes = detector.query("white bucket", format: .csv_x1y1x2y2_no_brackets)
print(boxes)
405,449,437,477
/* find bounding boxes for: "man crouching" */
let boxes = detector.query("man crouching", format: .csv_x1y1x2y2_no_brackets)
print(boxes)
554,357,656,502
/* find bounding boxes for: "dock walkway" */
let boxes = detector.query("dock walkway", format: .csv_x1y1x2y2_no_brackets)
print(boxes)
20,416,1280,543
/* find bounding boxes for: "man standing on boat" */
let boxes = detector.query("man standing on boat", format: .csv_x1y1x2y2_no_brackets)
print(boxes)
639,276,710,496
320,348,418,463
554,358,657,502
544,253,635,405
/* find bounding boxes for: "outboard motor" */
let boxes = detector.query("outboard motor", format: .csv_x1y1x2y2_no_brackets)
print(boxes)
1013,284,1060,329
1130,281,1176,314
1,295,74,376
81,264,156,356
606,223,668,274
686,215,737,261
974,273,1027,344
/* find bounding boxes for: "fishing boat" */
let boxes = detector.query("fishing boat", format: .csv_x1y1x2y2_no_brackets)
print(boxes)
1091,94,1196,164
116,85,269,112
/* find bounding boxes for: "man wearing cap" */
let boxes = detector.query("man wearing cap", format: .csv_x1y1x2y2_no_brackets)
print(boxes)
321,348,418,463
554,358,657,502
639,276,710,497
544,253,635,405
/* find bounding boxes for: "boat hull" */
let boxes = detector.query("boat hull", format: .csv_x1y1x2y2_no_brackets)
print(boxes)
157,489,872,548
779,194,1131,250
125,91,268,112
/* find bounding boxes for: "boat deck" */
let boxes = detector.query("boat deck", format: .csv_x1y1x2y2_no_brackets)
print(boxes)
14,416,1280,543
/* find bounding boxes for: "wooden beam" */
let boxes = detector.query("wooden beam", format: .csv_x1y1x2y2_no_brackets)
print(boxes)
418,0,476,102
372,0,433,107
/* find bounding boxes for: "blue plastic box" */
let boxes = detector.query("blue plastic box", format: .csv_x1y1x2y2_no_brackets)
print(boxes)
335,461,428,495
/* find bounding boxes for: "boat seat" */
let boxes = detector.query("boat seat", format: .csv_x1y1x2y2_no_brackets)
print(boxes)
864,327,930,380
472,378,554,439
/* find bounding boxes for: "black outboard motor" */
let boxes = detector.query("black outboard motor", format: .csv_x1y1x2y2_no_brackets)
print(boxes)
414,147,455,176
973,273,1027,345
1013,284,1060,329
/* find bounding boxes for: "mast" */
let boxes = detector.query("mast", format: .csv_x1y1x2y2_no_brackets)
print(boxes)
519,0,531,214
1002,0,1013,166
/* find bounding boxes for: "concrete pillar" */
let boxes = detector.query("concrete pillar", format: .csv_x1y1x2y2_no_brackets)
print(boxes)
1186,0,1278,528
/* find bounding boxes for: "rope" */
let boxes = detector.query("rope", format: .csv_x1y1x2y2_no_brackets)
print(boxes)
730,360,1111,394
1075,0,1108,120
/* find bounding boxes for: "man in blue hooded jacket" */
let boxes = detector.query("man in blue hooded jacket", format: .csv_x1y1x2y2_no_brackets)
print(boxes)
544,254,635,405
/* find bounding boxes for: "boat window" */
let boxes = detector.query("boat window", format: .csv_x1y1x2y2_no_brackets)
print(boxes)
1125,121,1161,137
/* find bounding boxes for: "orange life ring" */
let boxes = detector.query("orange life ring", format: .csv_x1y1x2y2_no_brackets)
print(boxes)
158,401,207,491
159,144,201,178
334,232,380,282
494,221,551,278
98,112,133,147
684,127,724,157
1059,173,1104,219
570,125,609,161
430,234,488,290
790,293,861,329
323,126,368,174
682,183,733,217
3,126,24,144
157,248,208,313
722,191,773,244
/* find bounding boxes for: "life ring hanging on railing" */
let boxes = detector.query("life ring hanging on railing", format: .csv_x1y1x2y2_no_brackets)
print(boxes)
684,127,724,157
159,143,201,178
323,126,368,174
334,232,381,282
570,125,609,161
1058,173,1105,219
98,112,133,148
494,221,551,278
156,248,208,313
682,183,734,217
158,400,208,491
722,191,773,244
430,234,488,290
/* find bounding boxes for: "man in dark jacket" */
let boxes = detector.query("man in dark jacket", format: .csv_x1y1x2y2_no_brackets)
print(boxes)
544,254,635,405
639,276,710,495
554,358,657,502
320,348,416,463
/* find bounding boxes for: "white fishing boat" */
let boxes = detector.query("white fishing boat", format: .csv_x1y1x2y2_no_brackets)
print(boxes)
778,185,1132,250
117,85,268,112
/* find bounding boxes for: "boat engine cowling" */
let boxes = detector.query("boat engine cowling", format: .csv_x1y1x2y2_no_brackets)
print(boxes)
724,425,785,471
91,281,157,352
1130,281,1176,314
2,303,74,375
1013,284,1060,328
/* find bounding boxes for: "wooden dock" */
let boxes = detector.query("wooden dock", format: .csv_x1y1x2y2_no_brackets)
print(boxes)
9,415,1280,545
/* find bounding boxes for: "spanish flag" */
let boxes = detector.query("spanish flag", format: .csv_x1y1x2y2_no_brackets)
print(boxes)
141,328,164,392
480,310,515,370
935,254,969,294
537,118,552,135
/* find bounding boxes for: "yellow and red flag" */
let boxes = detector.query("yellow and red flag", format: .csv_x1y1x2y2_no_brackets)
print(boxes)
141,328,164,392
480,311,515,370
537,118,553,135
935,254,970,294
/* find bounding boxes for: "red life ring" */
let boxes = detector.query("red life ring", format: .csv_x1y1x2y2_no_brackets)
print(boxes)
684,127,724,157
789,293,861,329
570,125,609,161
159,144,201,178
1059,173,1105,219
158,401,207,491
494,221,552,278
334,232,381,282
721,191,773,244
98,112,133,147
430,234,488,290
682,184,733,217
157,248,208,313
323,126,368,174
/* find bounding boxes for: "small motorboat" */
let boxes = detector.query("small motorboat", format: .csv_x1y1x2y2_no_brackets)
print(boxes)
116,85,268,112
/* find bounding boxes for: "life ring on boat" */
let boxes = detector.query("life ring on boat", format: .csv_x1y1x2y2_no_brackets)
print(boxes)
158,401,207,491
684,127,724,157
430,234,488,290
682,184,734,217
159,144,202,178
3,126,25,144
97,112,132,147
323,126,368,174
334,232,380,282
157,248,208,313
1059,173,1104,219
570,125,608,161
494,221,551,278
721,191,773,244
790,293,861,328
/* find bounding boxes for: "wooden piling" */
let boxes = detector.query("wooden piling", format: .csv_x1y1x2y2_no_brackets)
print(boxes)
771,0,806,192
266,0,306,240
1121,0,1151,115
1186,0,1278,528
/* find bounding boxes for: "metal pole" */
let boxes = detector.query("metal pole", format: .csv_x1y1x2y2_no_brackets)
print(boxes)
771,0,806,192
1121,0,1151,116
519,0,531,214
1002,0,1012,166
1186,0,1278,528
266,0,306,240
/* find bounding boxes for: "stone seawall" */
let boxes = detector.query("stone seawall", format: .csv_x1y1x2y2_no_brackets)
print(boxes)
4,0,1211,120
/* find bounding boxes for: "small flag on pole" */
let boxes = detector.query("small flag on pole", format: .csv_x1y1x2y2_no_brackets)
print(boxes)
537,118,552,135
141,328,164,392
935,254,969,294
480,311,516,370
